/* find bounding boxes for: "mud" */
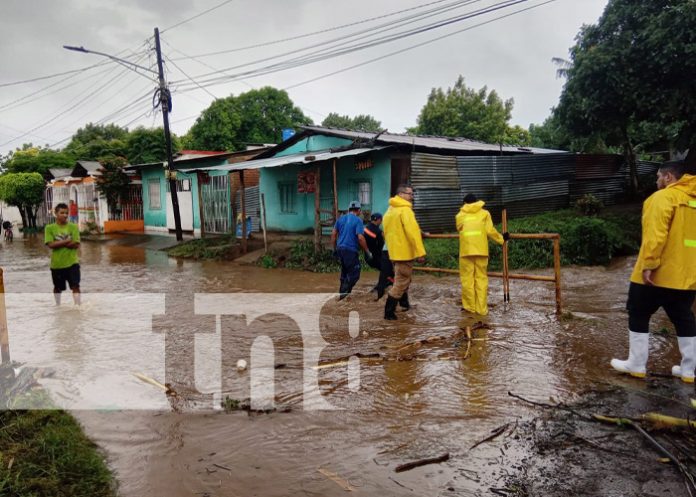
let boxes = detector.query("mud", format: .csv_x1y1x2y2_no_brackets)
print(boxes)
1,235,694,496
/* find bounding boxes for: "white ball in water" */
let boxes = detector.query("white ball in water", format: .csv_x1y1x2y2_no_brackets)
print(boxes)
236,359,247,371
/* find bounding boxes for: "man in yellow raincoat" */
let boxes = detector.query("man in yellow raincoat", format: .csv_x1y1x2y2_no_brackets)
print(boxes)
456,194,508,315
611,161,696,382
382,185,426,320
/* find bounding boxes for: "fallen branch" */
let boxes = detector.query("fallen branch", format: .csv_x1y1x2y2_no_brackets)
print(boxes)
132,372,178,397
395,453,450,473
508,391,590,420
470,423,510,450
388,477,414,491
643,412,696,430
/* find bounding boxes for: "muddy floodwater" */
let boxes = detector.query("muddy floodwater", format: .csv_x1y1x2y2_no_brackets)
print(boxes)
1,235,690,496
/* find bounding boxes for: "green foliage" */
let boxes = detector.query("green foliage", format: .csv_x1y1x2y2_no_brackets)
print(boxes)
125,126,179,164
321,113,382,132
574,194,603,216
556,0,696,169
0,410,116,496
188,87,312,151
414,75,516,143
64,123,129,161
167,234,237,259
259,254,277,268
221,396,241,412
94,156,130,217
0,172,46,229
3,145,75,177
422,207,641,271
284,239,341,273
503,125,532,147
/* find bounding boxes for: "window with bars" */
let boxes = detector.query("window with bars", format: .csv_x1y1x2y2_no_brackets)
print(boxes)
148,179,161,210
279,182,296,213
349,180,371,211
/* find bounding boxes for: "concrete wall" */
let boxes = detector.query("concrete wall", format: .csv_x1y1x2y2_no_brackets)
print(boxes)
260,149,391,232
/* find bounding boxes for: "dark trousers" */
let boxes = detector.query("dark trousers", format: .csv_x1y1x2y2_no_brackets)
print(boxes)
627,282,696,337
338,248,361,294
376,254,394,293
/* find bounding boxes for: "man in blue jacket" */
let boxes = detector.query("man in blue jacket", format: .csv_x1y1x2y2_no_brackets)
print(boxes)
331,201,373,300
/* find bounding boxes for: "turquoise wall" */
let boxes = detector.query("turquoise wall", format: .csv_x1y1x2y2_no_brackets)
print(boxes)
141,157,229,231
276,135,352,157
261,149,391,232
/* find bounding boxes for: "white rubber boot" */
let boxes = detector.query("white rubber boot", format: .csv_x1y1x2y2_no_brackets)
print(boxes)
671,337,695,384
610,331,649,378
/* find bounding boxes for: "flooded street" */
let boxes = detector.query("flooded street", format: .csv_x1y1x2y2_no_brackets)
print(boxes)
1,235,688,496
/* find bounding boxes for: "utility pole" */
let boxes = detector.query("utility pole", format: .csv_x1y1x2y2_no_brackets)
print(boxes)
64,32,184,241
154,27,183,241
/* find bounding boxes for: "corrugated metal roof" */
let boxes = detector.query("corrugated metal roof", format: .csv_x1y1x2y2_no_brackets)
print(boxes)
300,126,568,154
48,168,72,179
180,147,389,173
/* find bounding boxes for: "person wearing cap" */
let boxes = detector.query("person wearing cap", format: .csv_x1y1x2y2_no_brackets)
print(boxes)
382,185,426,320
331,201,373,299
456,193,508,315
364,212,384,271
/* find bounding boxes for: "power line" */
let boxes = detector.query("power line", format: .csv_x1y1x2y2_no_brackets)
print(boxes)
163,53,218,100
171,0,483,85
284,0,561,90
0,60,117,88
174,0,528,90
173,0,461,60
161,0,237,33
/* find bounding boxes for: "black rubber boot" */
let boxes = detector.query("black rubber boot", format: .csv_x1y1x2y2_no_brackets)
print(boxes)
338,281,349,301
384,296,398,320
398,292,410,310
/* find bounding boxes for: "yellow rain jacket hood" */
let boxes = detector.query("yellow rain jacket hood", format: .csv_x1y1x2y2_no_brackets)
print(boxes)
455,200,504,257
383,195,426,261
630,174,696,290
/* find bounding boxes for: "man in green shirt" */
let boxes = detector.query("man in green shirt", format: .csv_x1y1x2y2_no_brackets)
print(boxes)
45,203,81,305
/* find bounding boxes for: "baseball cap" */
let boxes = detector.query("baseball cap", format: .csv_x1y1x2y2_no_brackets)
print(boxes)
370,212,383,220
348,201,361,210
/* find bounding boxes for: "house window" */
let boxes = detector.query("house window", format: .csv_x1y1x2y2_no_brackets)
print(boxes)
148,179,161,210
349,180,371,211
165,178,191,192
279,182,296,213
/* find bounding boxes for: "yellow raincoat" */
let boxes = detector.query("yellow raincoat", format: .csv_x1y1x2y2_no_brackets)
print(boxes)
456,200,505,315
455,201,504,256
630,174,696,290
383,195,426,261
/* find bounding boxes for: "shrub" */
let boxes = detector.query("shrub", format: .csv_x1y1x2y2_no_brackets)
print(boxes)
574,193,603,216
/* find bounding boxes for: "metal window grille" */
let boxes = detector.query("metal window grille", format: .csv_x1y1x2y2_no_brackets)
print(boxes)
148,179,161,209
279,182,296,213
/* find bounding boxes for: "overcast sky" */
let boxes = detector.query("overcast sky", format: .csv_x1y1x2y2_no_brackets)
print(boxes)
0,0,609,155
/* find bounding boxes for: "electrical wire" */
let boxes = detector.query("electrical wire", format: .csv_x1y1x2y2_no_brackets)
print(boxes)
283,0,561,90
161,0,237,33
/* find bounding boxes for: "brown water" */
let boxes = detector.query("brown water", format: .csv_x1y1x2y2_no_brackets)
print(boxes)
0,235,685,496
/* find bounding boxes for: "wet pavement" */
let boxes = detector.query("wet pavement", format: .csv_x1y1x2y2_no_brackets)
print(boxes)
0,235,689,496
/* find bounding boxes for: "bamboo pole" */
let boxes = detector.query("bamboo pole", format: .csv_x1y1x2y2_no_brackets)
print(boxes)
240,170,247,254
413,266,556,282
314,166,321,252
502,209,509,303
424,233,559,240
0,268,10,364
260,192,268,254
553,237,562,314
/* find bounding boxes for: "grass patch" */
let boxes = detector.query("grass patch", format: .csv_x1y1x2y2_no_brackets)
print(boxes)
167,234,237,260
0,410,116,497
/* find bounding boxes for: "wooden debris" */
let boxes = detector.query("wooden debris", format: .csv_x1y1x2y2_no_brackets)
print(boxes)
470,423,510,450
388,476,414,491
132,372,178,397
394,452,450,473
318,467,356,491
643,412,696,429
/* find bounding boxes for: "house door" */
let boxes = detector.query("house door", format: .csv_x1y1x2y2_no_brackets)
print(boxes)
391,158,411,195
166,178,194,231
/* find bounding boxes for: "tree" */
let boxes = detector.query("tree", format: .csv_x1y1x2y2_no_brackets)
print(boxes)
3,145,75,178
321,113,382,132
0,172,46,230
64,123,128,160
126,126,180,164
94,156,130,219
414,76,514,143
557,0,696,189
187,87,312,151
